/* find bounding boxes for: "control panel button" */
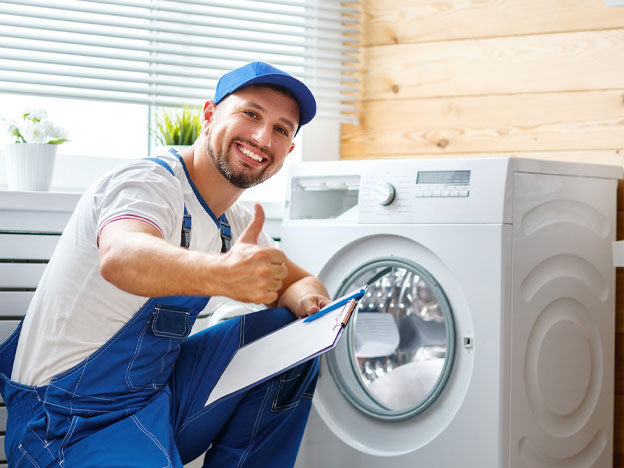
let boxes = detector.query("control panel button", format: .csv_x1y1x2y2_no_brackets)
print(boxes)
373,182,396,206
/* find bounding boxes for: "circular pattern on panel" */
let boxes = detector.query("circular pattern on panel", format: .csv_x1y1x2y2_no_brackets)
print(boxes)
524,297,603,437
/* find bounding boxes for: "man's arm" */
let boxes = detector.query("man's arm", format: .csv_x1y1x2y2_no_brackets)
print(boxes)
276,258,330,318
98,205,288,304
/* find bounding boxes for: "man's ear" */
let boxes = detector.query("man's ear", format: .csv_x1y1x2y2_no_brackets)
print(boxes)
288,143,295,154
202,100,217,131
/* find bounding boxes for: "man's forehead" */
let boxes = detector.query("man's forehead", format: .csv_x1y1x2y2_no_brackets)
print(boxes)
224,88,299,129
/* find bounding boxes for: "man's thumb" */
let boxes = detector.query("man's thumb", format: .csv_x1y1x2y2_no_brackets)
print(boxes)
238,203,265,244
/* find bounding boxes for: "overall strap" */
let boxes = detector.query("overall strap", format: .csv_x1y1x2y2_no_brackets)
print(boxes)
219,215,231,253
145,157,232,252
144,157,191,249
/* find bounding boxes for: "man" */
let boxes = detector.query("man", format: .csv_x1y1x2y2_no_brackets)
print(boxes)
0,62,330,467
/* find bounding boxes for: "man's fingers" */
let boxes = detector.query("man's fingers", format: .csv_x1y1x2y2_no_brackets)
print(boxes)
266,248,287,265
317,297,331,309
238,203,265,245
296,294,332,317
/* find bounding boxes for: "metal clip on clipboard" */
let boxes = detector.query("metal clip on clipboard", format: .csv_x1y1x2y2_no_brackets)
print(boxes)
334,298,358,331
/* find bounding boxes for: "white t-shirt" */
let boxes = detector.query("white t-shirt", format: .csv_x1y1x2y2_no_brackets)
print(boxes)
11,152,274,386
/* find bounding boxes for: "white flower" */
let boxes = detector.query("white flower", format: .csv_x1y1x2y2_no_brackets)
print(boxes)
8,119,20,134
44,121,55,136
2,118,18,134
24,107,47,122
52,126,68,140
24,122,48,143
4,108,68,144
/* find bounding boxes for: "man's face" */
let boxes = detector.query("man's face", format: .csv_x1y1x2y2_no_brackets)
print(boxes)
204,86,299,189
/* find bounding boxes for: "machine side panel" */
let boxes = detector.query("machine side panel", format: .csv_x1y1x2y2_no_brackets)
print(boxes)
509,173,617,468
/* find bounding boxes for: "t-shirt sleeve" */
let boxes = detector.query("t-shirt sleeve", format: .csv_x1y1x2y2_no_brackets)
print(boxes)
93,161,184,245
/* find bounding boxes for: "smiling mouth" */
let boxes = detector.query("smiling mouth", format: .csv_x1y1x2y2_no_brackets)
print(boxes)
237,144,265,163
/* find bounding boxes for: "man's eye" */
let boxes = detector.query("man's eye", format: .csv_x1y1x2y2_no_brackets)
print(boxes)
275,126,288,136
244,111,257,119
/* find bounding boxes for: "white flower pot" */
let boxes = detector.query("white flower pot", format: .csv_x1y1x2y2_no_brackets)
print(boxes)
4,143,58,191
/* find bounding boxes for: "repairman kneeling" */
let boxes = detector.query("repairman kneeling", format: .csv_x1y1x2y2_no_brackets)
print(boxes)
0,62,330,468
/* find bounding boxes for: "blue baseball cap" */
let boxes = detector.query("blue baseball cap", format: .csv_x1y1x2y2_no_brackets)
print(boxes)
214,62,316,130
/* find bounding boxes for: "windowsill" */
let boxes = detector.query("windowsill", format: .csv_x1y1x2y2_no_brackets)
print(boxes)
0,189,81,210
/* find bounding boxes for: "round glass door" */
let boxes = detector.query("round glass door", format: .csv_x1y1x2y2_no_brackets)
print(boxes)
326,258,455,420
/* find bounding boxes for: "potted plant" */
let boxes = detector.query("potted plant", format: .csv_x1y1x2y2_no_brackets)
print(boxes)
151,105,202,155
3,108,68,191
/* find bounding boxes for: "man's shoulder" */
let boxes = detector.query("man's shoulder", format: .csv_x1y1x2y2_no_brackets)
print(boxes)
91,156,183,195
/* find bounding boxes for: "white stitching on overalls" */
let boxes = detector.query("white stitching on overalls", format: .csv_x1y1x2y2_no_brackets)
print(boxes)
46,383,115,402
236,377,274,468
125,319,153,390
158,337,172,383
130,415,172,468
26,421,58,466
271,371,303,412
175,317,244,437
2,379,37,393
58,415,79,465
18,443,42,468
70,360,88,400
48,297,153,388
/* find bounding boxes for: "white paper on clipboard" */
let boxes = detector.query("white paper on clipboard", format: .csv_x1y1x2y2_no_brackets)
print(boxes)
205,287,365,407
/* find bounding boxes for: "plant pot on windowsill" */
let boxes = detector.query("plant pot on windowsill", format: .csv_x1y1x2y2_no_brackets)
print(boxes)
4,143,58,191
3,108,68,192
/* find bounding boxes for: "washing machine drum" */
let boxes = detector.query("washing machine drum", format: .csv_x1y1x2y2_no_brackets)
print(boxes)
327,258,456,421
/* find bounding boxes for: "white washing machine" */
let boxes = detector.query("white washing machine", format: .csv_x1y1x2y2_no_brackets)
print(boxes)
280,157,621,468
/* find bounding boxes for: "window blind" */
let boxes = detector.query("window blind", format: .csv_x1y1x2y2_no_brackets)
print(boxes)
0,0,360,121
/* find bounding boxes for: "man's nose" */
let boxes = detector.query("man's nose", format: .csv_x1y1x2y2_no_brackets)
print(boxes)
251,123,272,148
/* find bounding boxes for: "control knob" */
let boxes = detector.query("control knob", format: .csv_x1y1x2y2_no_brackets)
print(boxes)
373,182,396,206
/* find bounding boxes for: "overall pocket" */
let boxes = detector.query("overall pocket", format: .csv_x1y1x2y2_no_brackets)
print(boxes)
271,358,320,412
126,305,191,391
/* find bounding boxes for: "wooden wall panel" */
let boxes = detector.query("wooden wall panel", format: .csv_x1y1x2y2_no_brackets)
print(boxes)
362,0,624,46
362,30,624,100
342,90,624,157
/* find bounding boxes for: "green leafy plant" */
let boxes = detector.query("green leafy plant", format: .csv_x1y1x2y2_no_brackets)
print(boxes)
152,106,202,146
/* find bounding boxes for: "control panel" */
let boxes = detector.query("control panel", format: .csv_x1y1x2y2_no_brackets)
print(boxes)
357,158,512,224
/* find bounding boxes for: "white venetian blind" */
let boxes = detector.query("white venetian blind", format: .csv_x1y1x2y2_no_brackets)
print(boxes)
0,0,360,121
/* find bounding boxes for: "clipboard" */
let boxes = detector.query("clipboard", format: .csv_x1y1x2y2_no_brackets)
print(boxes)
204,287,365,407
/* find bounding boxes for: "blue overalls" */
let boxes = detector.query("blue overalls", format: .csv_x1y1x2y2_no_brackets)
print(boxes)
0,156,319,467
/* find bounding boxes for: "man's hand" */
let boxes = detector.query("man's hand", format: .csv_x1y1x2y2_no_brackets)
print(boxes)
291,293,331,319
218,204,288,304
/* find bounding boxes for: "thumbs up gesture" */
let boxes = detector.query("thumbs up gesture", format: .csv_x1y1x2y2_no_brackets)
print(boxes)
218,204,287,304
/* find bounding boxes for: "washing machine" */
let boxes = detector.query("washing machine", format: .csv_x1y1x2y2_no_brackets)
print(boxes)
279,157,621,468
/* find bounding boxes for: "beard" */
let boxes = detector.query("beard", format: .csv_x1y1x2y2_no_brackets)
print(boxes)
205,133,274,189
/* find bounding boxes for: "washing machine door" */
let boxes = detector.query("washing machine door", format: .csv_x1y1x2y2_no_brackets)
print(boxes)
327,258,455,421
